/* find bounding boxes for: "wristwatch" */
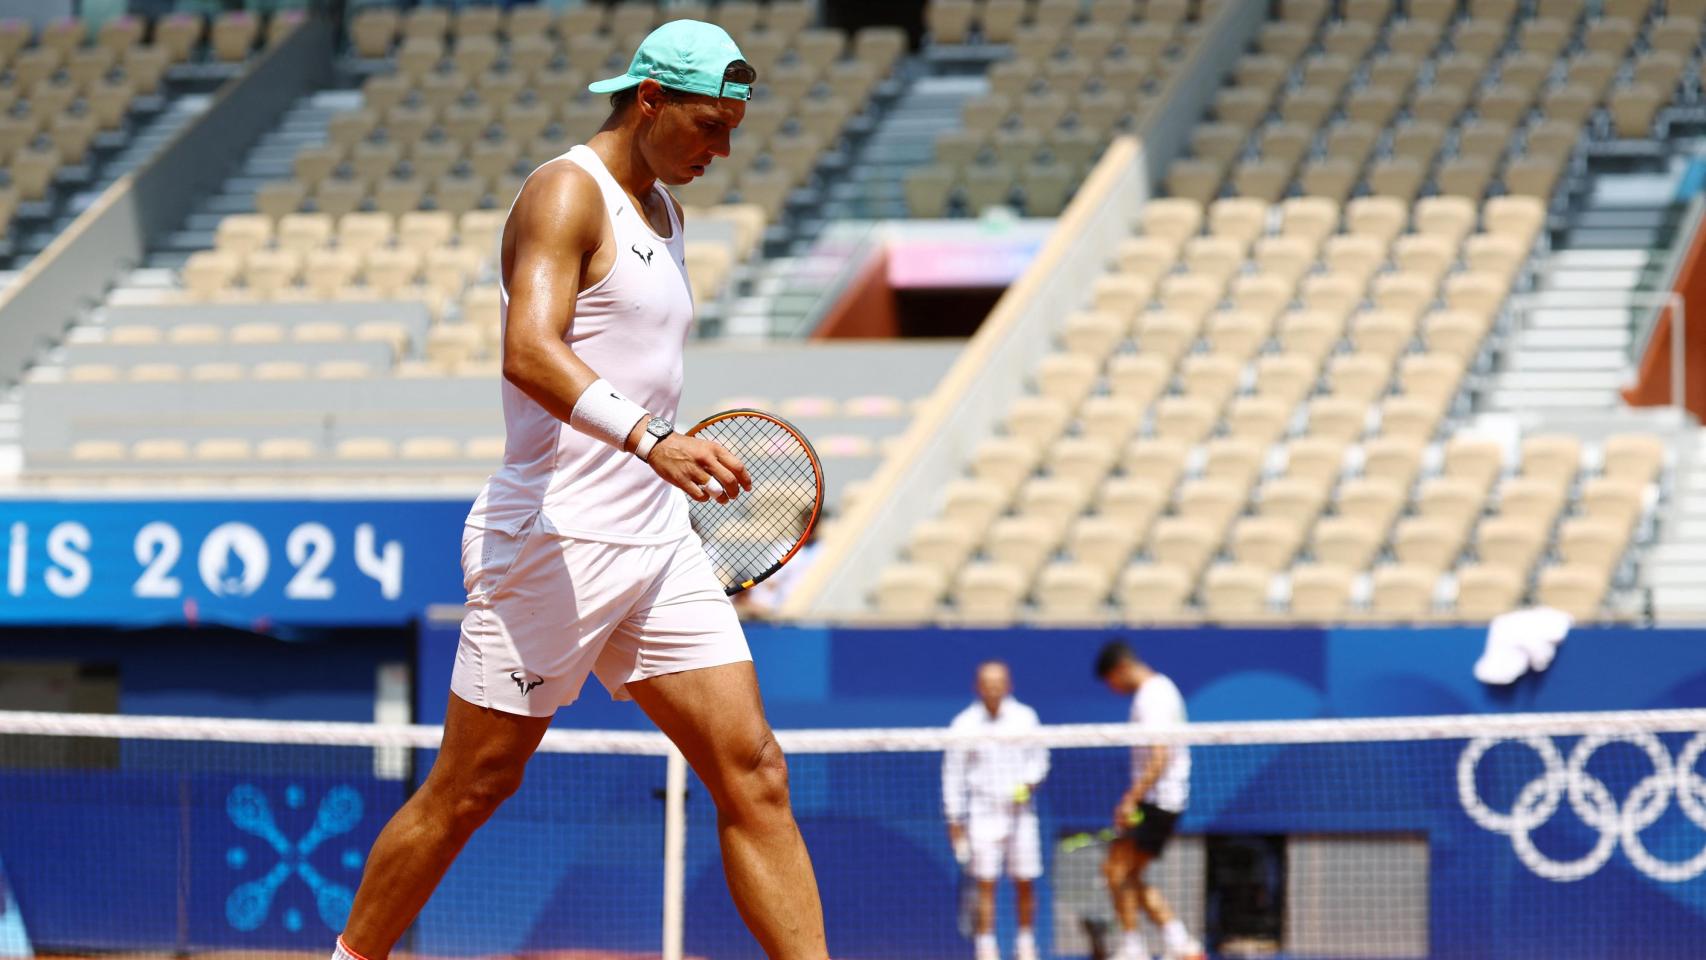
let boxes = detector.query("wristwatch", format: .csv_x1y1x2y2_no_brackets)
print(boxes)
635,416,674,461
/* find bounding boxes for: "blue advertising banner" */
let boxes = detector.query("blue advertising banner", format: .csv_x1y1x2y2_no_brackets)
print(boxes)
0,499,469,627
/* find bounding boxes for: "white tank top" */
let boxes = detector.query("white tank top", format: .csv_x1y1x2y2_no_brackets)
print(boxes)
466,144,695,544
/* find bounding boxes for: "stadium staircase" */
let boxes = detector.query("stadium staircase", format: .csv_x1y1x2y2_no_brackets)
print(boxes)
1489,164,1693,414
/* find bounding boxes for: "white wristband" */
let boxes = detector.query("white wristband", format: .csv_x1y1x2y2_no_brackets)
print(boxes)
569,379,650,451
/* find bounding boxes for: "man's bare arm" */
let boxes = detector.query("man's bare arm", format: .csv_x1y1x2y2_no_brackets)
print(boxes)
498,162,750,501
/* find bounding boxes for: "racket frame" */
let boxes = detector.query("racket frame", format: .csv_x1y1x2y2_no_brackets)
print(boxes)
685,408,825,596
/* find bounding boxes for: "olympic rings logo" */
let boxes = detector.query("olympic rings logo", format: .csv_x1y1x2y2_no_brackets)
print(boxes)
1457,732,1706,882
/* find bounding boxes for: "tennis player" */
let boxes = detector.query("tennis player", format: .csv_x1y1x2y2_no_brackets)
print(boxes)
943,661,1049,960
1094,641,1204,960
328,22,828,960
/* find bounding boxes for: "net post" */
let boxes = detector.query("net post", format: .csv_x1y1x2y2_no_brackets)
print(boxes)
662,744,689,960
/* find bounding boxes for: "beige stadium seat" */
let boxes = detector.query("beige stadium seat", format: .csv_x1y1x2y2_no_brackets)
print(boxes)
1107,354,1172,407
1141,199,1204,245
1150,397,1217,446
1286,563,1352,620
1328,353,1393,405
1067,516,1142,578
277,213,335,254
1369,273,1435,323
1455,564,1524,621
1282,438,1346,486
1117,564,1193,622
1179,354,1243,408
1378,396,1442,441
1202,564,1272,621
1175,479,1247,535
1496,477,1567,526
1229,516,1304,572
1034,353,1099,406
941,479,1010,530
243,250,303,298
1399,353,1466,409
1214,302,1280,355
1520,434,1583,489
1092,273,1154,320
192,437,254,462
985,516,1065,579
1203,439,1266,491
1032,562,1114,621
215,214,272,256
1475,516,1546,573
1115,236,1181,284
1609,84,1666,140
1207,198,1269,249
1004,395,1073,446
873,563,949,619
1016,476,1093,528
1310,517,1380,570
1148,518,1220,580
1183,236,1247,285
1421,310,1492,362
1338,477,1406,531
1276,310,1345,362
254,439,315,460
952,563,1028,624
1362,436,1424,490
1134,311,1200,363
1345,196,1407,245
1255,236,1318,283
1094,478,1167,533
1393,518,1464,573
1369,565,1437,621
1648,17,1703,56
1392,235,1456,285
1061,310,1125,358
1077,396,1145,447
1305,396,1369,443
1366,156,1426,203
1580,478,1647,532
1418,476,1487,537
1562,521,1624,576
1228,276,1289,325
983,0,1028,42
1116,436,1187,490
903,165,954,217
1534,564,1609,620
1444,435,1505,493
1602,434,1665,484
1299,159,1360,205
1443,272,1509,322
1322,235,1387,285
1158,274,1225,322
332,436,395,460
1217,395,1287,448
1462,235,1527,282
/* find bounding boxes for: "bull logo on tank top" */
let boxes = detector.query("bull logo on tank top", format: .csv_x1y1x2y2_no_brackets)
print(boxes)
631,242,654,266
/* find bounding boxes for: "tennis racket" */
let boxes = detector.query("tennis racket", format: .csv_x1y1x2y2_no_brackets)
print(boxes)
685,409,824,596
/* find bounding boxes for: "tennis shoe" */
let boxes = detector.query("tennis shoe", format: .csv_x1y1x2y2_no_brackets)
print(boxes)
975,941,1000,960
1163,941,1205,960
1014,939,1040,960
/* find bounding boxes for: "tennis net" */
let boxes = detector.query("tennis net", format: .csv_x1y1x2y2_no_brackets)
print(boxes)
2,709,1704,959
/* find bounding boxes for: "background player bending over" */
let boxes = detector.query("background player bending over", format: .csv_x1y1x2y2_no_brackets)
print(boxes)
1096,641,1204,960
328,22,828,960
943,660,1049,960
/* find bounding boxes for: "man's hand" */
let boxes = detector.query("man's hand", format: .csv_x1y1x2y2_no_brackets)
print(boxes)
646,433,752,503
1114,792,1139,830
947,822,969,865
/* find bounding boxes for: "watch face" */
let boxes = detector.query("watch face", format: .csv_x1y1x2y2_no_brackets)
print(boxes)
648,418,673,438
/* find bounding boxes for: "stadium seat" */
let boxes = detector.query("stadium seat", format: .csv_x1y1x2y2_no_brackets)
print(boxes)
985,516,1064,579
1535,565,1610,621
953,563,1028,623
873,563,949,619
1202,564,1272,621
1455,564,1524,621
1032,561,1113,622
1369,565,1438,621
1116,564,1193,622
1094,478,1167,533
1288,563,1354,621
1067,516,1142,579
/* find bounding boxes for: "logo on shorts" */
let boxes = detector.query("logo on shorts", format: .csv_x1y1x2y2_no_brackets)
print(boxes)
510,671,544,696
631,243,654,266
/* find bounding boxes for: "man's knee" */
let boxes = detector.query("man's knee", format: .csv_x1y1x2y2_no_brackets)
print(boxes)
722,734,791,815
435,757,527,829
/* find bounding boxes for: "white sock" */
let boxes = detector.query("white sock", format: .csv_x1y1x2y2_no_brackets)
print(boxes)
1016,927,1035,947
332,936,368,960
1163,918,1193,950
976,932,997,953
1122,929,1146,957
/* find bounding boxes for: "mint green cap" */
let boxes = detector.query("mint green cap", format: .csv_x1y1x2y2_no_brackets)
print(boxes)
588,19,753,101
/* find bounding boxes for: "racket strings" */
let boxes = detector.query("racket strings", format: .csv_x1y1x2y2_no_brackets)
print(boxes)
688,415,820,589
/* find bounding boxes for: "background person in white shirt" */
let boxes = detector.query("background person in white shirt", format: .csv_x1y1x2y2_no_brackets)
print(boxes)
1094,641,1204,960
943,661,1050,960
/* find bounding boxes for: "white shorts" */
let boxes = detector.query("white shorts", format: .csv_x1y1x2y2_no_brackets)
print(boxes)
451,516,752,717
967,796,1043,882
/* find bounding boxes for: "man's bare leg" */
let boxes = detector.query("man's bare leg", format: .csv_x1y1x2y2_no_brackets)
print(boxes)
1015,877,1037,928
340,695,553,958
1103,839,1142,933
627,661,827,959
976,879,999,935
